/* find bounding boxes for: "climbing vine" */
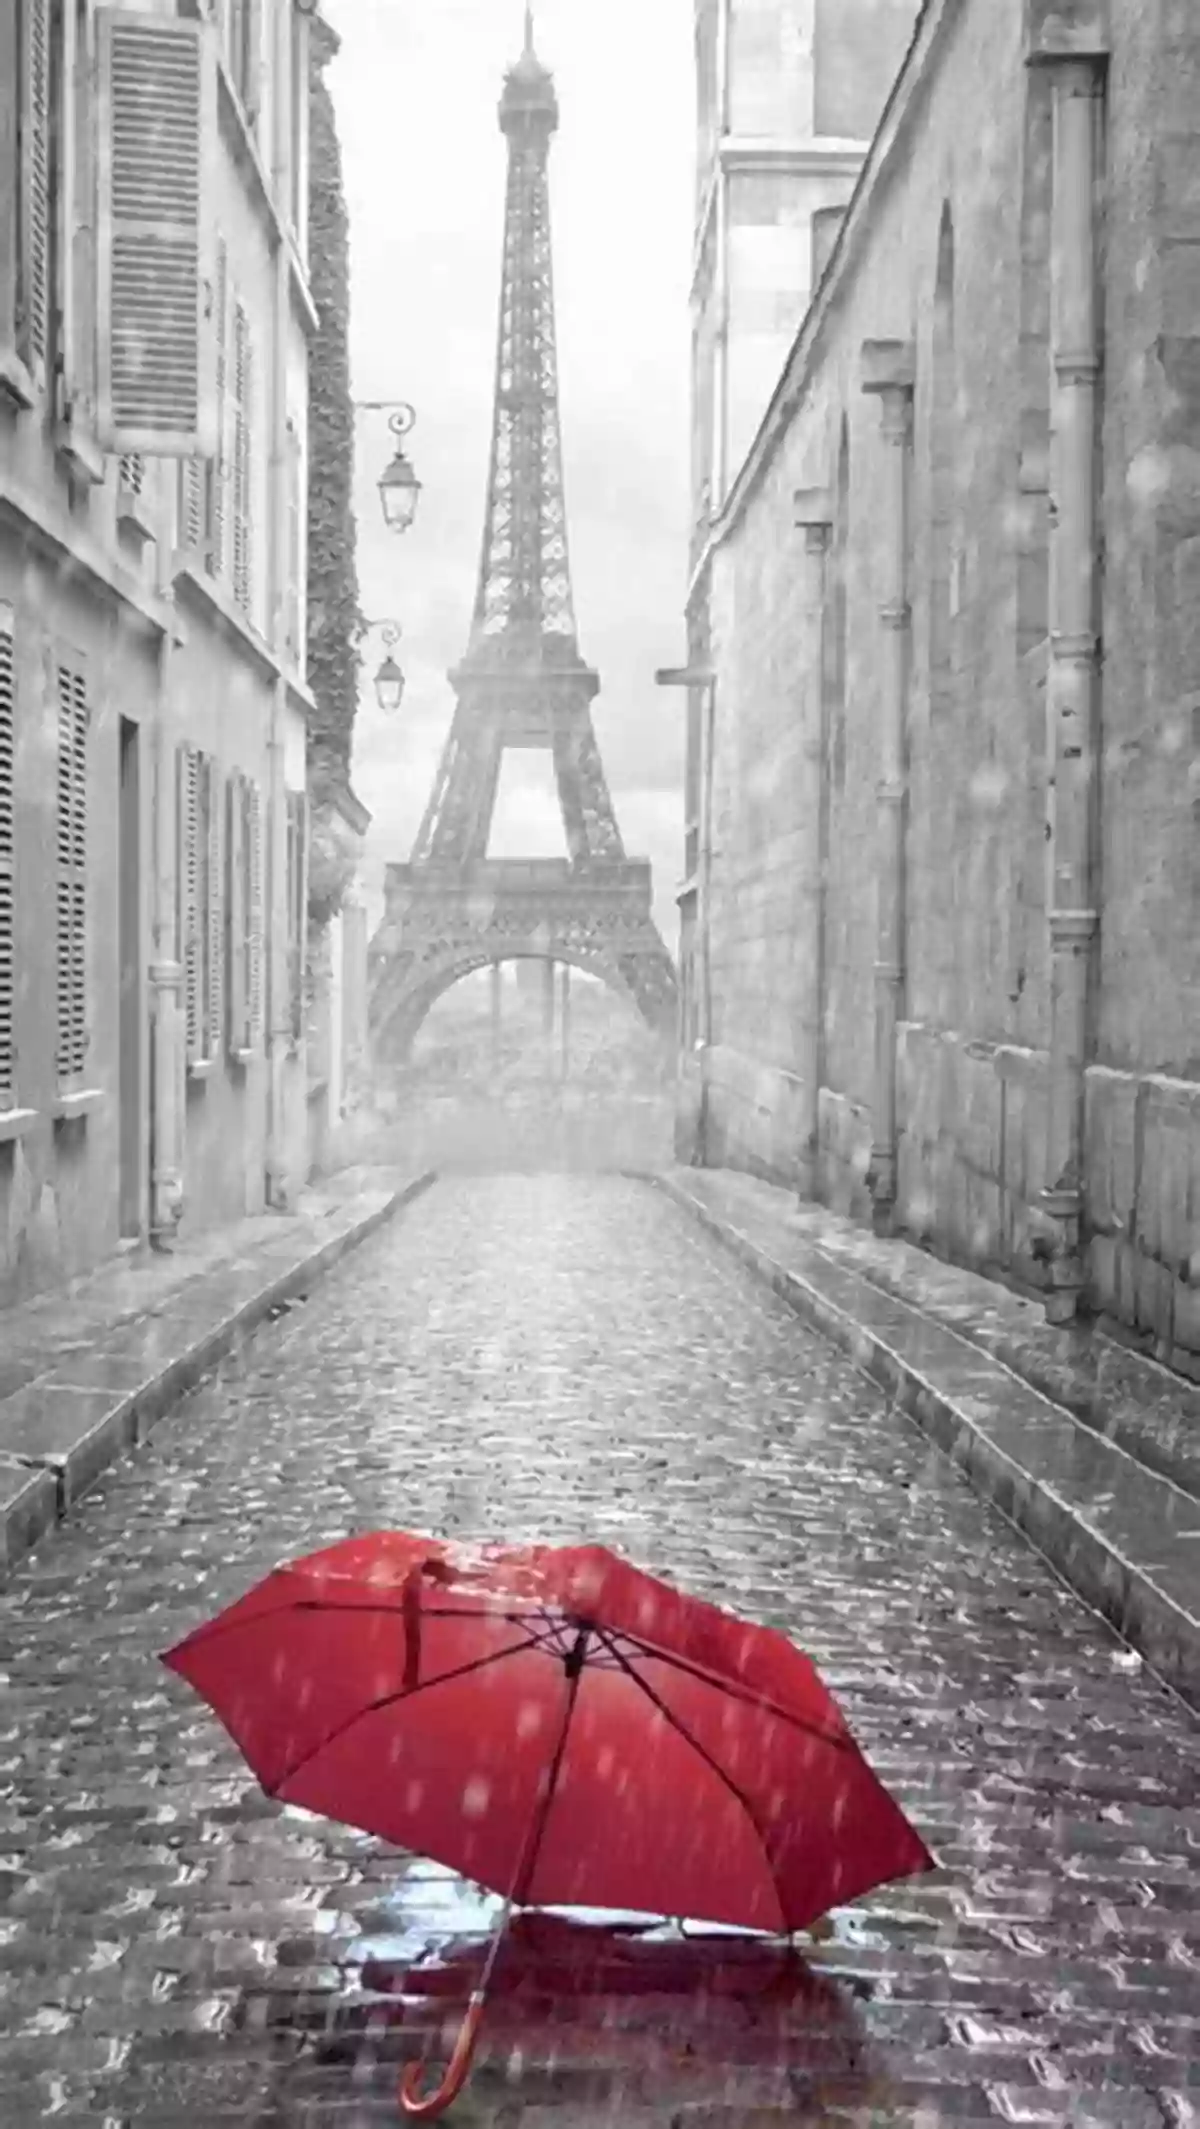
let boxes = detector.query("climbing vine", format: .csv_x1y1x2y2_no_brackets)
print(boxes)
306,16,364,796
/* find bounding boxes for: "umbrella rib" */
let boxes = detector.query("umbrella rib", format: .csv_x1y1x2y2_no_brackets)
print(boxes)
600,1633,853,1752
262,1625,562,1798
596,1628,787,1933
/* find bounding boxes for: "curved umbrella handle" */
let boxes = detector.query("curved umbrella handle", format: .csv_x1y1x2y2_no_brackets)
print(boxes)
398,1992,486,2121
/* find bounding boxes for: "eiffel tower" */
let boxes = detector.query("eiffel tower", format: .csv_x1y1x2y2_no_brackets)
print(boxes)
369,10,677,1062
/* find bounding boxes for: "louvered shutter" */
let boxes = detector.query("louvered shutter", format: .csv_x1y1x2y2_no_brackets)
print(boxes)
232,303,253,614
285,418,302,658
95,9,214,456
16,0,51,383
205,755,223,1059
246,779,263,1046
177,743,201,1062
225,772,247,1052
206,240,228,578
286,790,306,1045
0,607,15,1109
179,457,204,554
55,662,88,1086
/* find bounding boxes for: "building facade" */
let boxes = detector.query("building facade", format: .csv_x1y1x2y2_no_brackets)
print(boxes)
681,0,1200,1373
0,0,316,1304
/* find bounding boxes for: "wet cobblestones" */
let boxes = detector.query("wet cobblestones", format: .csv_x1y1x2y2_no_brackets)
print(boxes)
0,1174,1197,2124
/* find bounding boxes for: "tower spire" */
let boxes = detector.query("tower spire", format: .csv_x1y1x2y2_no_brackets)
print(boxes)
474,11,570,657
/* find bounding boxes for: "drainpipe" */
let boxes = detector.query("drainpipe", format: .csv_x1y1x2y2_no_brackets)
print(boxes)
149,622,185,1248
793,487,833,1202
861,340,914,1237
1027,0,1108,1323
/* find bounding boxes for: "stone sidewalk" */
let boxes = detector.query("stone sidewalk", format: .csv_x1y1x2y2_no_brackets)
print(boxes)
654,1168,1200,1711
0,1165,434,1581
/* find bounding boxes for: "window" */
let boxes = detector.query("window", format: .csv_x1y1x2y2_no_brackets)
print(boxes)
55,656,89,1088
226,0,261,125
178,744,224,1069
0,0,51,399
813,0,911,142
225,770,263,1056
929,203,955,721
286,790,307,1047
231,300,254,615
0,607,15,1110
285,414,304,660
829,417,850,791
95,9,210,456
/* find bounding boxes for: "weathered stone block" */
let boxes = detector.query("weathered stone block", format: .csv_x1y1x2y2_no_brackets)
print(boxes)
1025,0,1110,63
1084,1064,1138,1237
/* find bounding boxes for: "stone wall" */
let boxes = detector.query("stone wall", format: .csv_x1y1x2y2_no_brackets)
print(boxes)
692,0,1200,1373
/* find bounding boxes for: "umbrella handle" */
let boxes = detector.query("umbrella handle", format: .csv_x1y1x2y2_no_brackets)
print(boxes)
398,1992,486,2121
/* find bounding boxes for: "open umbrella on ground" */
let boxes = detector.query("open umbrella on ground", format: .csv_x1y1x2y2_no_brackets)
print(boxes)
163,1531,933,2119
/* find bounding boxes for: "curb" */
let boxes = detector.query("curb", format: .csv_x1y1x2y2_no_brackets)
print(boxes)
650,1173,1200,1712
0,1170,438,1583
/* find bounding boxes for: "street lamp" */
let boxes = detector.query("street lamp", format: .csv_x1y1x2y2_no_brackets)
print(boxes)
357,401,422,534
363,619,406,714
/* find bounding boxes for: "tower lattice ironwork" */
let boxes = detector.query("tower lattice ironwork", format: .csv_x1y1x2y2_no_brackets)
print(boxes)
370,12,677,1061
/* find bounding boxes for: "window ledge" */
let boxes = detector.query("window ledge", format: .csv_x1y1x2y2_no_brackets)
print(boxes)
230,1046,260,1069
117,486,157,550
55,415,105,490
0,1107,39,1145
186,1057,215,1084
0,348,35,412
51,1088,104,1123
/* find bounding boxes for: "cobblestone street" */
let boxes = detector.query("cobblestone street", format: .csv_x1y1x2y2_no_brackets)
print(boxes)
1,1175,1198,2126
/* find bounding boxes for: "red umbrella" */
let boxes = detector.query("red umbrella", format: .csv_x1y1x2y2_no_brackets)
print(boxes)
163,1532,933,2118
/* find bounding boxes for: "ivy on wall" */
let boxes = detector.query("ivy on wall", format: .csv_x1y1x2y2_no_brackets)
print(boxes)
307,16,364,794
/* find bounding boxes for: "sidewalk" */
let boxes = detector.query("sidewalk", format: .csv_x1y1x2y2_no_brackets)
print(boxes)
0,1165,435,1580
652,1166,1200,1710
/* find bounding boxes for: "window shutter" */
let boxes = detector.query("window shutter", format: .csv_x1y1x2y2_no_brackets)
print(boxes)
177,743,202,1062
16,0,52,383
0,606,15,1109
246,778,263,1045
55,660,88,1086
232,302,253,614
205,754,224,1059
225,771,247,1052
285,418,302,659
95,9,214,456
206,239,228,578
286,789,306,1045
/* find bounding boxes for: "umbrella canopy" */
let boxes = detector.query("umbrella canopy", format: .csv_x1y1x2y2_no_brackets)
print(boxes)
164,1532,933,2116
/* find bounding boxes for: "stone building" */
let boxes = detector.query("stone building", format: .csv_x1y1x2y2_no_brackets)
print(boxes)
0,0,316,1303
678,0,1200,1372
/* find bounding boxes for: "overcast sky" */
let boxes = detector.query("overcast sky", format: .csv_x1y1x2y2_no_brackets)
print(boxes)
322,0,693,940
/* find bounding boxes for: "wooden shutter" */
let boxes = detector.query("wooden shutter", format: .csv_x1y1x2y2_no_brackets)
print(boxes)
15,0,51,384
205,755,223,1059
286,790,306,1045
225,771,247,1053
178,743,202,1062
55,660,88,1086
231,302,252,614
246,778,263,1045
206,239,228,578
0,606,15,1109
285,417,302,658
178,457,204,555
95,9,213,456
